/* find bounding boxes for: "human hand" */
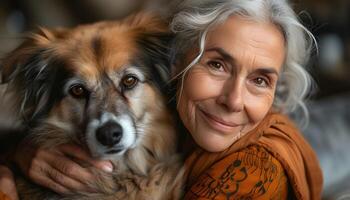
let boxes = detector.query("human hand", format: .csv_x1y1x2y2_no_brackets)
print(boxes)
0,165,19,200
12,142,113,195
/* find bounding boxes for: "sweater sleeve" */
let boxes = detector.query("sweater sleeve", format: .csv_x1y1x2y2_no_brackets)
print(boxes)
184,145,288,200
0,191,11,200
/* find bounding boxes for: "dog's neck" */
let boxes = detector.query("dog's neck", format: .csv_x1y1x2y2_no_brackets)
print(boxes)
114,110,177,176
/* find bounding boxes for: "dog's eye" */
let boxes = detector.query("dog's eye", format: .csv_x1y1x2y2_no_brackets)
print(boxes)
69,85,87,98
122,75,139,89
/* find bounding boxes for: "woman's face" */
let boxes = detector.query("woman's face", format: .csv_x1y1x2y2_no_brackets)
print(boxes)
177,15,286,152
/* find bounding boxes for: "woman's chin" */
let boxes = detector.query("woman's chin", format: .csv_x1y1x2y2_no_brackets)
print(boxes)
193,132,237,152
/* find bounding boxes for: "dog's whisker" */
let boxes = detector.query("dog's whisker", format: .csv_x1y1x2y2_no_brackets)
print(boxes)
34,61,49,81
20,91,29,115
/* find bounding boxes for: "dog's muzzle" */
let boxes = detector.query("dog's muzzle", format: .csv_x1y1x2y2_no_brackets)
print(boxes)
86,113,136,157
96,121,123,147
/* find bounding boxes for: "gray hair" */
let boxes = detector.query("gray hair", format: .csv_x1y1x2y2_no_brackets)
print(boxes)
170,0,317,125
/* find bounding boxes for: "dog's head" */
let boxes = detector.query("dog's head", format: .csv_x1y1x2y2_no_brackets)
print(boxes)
1,13,175,159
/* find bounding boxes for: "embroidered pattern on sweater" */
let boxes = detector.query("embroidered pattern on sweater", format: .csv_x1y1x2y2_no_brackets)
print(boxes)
186,145,288,199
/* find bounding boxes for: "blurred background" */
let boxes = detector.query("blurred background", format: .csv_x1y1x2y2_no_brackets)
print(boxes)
0,0,349,97
0,0,349,199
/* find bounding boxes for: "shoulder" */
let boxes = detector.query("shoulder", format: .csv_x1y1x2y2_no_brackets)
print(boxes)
184,145,289,200
262,112,298,132
259,112,324,200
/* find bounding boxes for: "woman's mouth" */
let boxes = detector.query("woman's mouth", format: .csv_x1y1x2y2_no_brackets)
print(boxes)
198,108,240,132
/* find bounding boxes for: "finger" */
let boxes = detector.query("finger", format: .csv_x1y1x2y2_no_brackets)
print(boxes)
41,152,96,185
29,168,71,195
58,144,113,172
44,163,95,193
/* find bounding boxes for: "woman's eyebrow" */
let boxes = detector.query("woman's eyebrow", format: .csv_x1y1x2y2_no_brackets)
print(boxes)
205,47,279,75
205,47,235,64
255,68,279,76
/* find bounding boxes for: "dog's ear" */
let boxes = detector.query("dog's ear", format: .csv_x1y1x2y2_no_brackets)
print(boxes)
125,12,170,34
0,28,68,122
130,13,174,92
0,27,63,83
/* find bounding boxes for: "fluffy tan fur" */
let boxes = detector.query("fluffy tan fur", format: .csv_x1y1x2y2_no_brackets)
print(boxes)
1,13,183,200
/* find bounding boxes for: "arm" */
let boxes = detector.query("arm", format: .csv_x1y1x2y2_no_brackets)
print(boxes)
0,128,22,200
11,140,114,195
0,128,114,196
184,145,288,200
0,165,18,200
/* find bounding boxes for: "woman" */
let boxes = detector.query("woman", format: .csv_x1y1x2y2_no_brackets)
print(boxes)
0,0,323,199
170,0,323,199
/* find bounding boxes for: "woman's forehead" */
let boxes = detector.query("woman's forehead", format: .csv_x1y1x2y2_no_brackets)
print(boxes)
207,15,285,47
204,15,286,71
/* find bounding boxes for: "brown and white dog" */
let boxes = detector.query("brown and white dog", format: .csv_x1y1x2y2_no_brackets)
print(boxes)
0,13,183,200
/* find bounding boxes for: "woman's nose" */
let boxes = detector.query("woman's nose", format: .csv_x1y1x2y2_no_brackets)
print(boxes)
216,79,244,112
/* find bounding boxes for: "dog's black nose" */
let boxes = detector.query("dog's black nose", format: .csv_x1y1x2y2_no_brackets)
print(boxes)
96,121,123,146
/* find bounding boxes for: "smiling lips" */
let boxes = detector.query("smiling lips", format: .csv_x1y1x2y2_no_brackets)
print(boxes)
199,108,241,131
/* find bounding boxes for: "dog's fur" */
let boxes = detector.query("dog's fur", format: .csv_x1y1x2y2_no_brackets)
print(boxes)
0,13,183,200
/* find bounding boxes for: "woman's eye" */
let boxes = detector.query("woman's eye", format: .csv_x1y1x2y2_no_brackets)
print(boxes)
253,77,269,87
122,75,139,89
207,61,224,71
69,84,88,98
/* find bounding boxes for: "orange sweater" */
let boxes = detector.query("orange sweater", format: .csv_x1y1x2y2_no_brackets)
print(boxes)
184,145,289,199
184,112,323,200
0,192,10,200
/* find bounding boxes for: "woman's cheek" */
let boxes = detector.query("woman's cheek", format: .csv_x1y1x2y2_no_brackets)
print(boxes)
184,69,223,100
244,91,274,123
